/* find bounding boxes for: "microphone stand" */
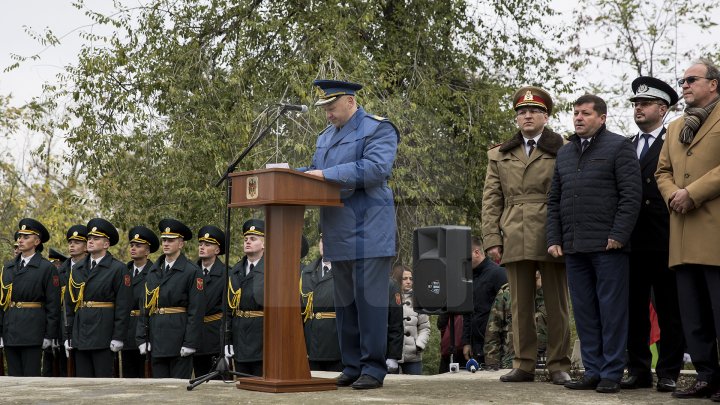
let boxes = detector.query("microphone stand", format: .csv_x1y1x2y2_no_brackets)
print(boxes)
187,106,294,390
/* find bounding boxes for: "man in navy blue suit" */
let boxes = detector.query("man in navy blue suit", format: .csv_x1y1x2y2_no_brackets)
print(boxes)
301,79,399,389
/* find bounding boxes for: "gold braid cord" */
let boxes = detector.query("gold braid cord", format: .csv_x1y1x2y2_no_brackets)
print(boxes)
0,266,12,311
67,269,86,312
227,278,241,313
144,284,160,315
299,276,313,323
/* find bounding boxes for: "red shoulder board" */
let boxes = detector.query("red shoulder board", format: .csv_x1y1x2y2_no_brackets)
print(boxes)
124,274,131,287
196,277,204,291
53,275,60,287
395,292,401,306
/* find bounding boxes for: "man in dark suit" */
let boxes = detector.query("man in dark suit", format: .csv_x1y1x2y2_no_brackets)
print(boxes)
621,77,685,392
193,225,226,377
0,218,60,376
123,226,158,378
136,219,205,379
64,218,131,377
226,219,265,377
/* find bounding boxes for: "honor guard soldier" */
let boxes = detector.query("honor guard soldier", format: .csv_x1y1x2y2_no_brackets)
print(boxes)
193,225,226,377
57,225,88,377
42,249,68,376
123,226,159,378
301,235,342,371
226,219,265,377
137,219,204,379
0,218,60,376
64,218,131,377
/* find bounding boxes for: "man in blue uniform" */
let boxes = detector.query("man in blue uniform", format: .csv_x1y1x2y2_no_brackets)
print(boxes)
301,79,399,389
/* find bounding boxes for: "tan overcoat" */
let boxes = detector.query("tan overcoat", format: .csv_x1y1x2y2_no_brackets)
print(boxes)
482,128,565,264
656,103,720,267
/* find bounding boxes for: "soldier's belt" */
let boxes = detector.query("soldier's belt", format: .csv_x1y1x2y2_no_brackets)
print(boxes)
153,306,187,315
504,193,548,207
130,310,140,316
204,313,223,323
81,301,115,309
9,301,42,309
311,312,336,320
234,310,264,318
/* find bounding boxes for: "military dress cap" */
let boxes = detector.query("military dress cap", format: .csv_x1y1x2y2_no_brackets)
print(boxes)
66,225,88,242
301,235,309,259
13,231,19,246
629,76,679,106
17,218,50,243
313,79,363,106
128,226,160,253
86,218,120,246
242,219,265,237
49,248,68,263
159,218,193,241
198,225,226,255
513,86,554,115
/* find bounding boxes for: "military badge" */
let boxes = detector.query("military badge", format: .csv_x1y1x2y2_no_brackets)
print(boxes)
395,292,401,306
204,233,210,238
73,231,79,236
124,274,131,287
165,227,171,233
524,90,533,101
21,225,26,230
134,234,140,239
197,278,204,291
247,176,259,200
92,227,97,232
637,84,649,93
53,275,59,287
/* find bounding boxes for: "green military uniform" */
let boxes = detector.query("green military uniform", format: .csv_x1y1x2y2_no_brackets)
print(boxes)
65,218,131,377
136,219,204,379
1,219,60,376
300,258,341,371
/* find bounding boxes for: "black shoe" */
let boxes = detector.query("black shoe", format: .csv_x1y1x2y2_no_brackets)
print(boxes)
565,375,601,390
499,368,535,382
672,380,717,399
336,373,358,387
596,378,621,393
620,374,653,389
351,374,383,390
656,377,677,392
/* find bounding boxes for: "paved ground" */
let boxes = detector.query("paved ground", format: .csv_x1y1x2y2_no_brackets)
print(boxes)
0,370,704,405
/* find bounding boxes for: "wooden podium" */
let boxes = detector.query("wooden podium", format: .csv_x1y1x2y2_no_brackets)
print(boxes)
228,168,342,393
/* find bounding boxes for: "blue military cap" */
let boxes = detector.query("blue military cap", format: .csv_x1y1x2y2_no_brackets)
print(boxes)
629,76,679,106
66,225,88,242
17,218,50,243
313,79,363,106
198,225,226,255
159,218,193,241
129,226,160,253
242,219,265,237
87,218,120,246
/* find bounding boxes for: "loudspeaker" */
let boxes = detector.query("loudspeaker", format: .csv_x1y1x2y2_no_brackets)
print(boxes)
412,225,473,314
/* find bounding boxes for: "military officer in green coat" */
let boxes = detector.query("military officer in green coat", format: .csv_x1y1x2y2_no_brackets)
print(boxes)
137,219,204,379
0,218,60,376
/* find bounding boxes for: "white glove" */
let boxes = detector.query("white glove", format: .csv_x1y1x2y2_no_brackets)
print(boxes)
0,337,4,348
386,358,399,372
51,339,60,349
138,342,151,355
64,340,72,357
180,346,196,357
42,338,52,350
110,340,124,352
224,344,235,359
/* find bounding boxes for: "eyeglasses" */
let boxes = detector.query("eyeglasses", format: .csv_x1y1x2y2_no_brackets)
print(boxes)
515,108,546,116
631,100,664,108
677,76,711,86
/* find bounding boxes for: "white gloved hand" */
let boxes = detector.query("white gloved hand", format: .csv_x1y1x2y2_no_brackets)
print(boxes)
64,340,72,357
110,340,124,352
42,338,52,350
386,358,399,372
0,337,4,348
138,342,151,355
52,339,60,349
180,346,196,357
224,344,235,359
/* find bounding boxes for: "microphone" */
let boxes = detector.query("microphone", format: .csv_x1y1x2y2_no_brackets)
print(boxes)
466,358,479,373
278,103,308,113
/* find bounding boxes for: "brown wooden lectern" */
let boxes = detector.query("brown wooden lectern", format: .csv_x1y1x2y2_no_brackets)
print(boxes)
228,168,342,393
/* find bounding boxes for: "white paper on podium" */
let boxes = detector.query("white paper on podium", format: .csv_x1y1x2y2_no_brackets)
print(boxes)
265,163,290,169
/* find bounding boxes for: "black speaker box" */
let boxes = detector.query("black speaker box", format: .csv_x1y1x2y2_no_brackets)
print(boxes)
412,225,473,314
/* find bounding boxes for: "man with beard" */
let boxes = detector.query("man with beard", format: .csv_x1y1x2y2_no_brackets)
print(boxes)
136,219,204,379
64,218,131,377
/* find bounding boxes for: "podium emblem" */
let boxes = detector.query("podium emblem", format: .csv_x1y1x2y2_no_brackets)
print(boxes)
247,176,259,199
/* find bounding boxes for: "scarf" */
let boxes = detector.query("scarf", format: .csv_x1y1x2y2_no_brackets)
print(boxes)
680,96,720,144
